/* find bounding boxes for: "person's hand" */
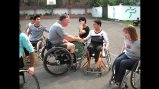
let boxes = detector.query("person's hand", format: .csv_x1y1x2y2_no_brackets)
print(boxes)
104,47,107,52
28,66,34,76
63,39,69,43
76,37,84,43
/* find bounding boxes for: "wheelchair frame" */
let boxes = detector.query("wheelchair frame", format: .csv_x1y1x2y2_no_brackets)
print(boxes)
81,44,112,77
109,58,140,89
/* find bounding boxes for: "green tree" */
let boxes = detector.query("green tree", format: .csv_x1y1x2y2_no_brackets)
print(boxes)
86,0,101,7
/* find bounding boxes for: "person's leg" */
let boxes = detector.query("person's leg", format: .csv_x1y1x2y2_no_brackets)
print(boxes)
116,58,139,84
65,42,75,53
94,44,103,63
30,41,38,50
87,43,95,57
64,42,76,63
113,53,129,82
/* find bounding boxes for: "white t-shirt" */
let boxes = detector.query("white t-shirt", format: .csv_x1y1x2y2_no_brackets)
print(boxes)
85,29,109,44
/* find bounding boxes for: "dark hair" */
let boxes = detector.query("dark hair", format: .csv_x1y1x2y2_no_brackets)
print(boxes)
59,14,68,21
30,16,34,20
94,19,102,26
79,17,86,23
33,15,40,20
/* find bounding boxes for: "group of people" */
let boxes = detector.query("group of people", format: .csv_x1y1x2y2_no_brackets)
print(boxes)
19,14,140,85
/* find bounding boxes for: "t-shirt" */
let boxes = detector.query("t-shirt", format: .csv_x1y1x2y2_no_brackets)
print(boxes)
19,32,34,58
85,29,109,44
48,20,68,44
28,24,49,41
26,22,33,33
79,26,90,38
124,37,140,59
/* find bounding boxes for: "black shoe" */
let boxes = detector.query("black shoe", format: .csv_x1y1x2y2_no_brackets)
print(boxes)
71,63,77,72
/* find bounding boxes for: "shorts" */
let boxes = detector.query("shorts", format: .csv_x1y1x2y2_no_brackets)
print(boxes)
23,47,29,56
54,43,67,49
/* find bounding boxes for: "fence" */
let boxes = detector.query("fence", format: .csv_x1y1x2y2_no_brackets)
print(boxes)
108,4,140,20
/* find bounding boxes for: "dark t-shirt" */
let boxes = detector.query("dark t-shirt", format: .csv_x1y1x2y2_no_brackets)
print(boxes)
79,26,90,38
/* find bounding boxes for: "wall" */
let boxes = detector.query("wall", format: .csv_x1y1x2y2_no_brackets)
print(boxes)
92,7,102,18
108,4,140,20
20,8,92,16
20,9,52,15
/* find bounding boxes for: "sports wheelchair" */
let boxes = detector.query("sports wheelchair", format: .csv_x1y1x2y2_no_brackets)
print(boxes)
109,54,140,89
81,43,112,77
30,36,46,60
42,39,86,76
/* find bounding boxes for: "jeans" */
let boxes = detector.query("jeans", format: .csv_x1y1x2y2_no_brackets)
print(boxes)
114,53,139,84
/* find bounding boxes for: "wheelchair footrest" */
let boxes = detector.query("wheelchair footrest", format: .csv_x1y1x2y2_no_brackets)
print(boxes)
84,68,102,74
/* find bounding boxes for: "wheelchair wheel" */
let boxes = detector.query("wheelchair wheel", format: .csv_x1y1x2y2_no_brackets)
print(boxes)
43,47,72,76
71,41,85,69
109,61,116,85
41,46,48,61
105,50,112,70
36,40,43,60
130,60,140,89
19,70,40,89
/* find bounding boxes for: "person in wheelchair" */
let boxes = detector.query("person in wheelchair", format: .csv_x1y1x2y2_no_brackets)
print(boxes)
113,25,140,86
27,15,49,49
47,14,83,67
19,28,35,76
133,18,140,26
83,19,109,70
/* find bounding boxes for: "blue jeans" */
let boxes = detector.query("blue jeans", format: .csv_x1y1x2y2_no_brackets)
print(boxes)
114,53,139,84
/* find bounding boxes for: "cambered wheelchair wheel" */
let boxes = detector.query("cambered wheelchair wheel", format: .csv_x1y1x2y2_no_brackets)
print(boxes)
71,41,86,69
104,50,112,71
36,40,43,60
109,61,116,85
19,69,40,89
130,60,140,89
43,47,72,76
41,46,48,61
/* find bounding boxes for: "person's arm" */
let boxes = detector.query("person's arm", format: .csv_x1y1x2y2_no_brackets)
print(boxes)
63,39,69,43
43,26,49,33
121,44,125,53
27,27,31,37
55,27,83,42
24,25,29,35
27,52,35,76
103,32,109,50
22,34,35,75
83,30,91,42
79,26,86,34
64,35,83,42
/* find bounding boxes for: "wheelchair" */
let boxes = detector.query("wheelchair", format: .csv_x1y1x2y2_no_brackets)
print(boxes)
81,43,112,77
42,40,86,76
130,59,140,89
109,55,140,89
30,36,46,60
